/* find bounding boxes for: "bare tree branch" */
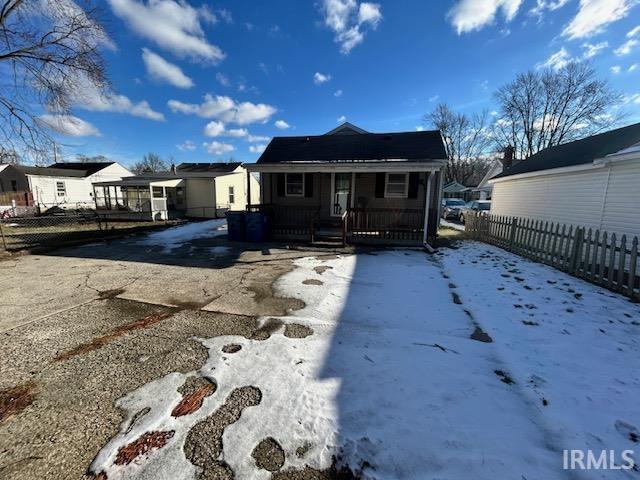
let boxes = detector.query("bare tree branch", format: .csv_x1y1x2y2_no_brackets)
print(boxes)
0,0,109,164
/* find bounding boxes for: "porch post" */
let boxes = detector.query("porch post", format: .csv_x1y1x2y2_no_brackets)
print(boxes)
422,172,433,245
246,170,252,209
350,172,355,208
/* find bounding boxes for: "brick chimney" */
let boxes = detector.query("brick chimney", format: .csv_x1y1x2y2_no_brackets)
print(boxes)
502,146,514,172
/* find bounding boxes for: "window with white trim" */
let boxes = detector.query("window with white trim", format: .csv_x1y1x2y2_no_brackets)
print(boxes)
228,186,235,204
384,173,408,198
56,181,66,197
285,173,304,197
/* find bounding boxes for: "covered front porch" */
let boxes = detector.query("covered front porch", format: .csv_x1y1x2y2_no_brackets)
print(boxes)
245,164,443,246
93,178,186,221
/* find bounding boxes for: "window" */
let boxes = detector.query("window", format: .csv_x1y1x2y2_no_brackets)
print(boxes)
384,173,408,198
285,173,304,196
152,187,164,198
56,181,66,197
228,186,235,204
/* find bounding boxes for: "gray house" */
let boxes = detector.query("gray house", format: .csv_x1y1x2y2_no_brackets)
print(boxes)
244,123,447,246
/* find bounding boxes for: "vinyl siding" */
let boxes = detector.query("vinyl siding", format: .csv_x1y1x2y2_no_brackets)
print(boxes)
491,158,640,239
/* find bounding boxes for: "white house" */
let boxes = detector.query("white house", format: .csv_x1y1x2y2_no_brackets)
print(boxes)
489,122,640,240
92,162,260,220
0,162,133,210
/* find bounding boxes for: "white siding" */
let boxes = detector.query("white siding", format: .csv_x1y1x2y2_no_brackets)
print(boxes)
491,158,640,239
28,175,92,207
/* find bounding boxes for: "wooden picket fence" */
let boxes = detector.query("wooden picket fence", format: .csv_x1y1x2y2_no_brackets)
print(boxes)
465,213,640,301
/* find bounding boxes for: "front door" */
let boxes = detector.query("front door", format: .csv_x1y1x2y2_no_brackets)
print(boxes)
331,173,351,217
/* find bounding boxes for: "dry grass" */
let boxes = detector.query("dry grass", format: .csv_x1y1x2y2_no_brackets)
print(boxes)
54,311,173,362
0,382,36,425
114,430,175,466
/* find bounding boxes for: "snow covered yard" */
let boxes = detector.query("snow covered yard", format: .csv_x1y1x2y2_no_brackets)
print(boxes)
89,242,640,479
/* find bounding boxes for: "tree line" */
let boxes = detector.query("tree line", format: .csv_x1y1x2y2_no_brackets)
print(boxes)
425,62,623,186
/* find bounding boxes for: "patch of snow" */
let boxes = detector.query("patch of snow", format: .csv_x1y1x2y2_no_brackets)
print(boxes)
136,219,227,253
91,245,640,479
440,218,465,231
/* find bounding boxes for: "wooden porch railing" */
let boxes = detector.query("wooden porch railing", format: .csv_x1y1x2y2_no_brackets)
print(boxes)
249,204,320,239
347,208,424,243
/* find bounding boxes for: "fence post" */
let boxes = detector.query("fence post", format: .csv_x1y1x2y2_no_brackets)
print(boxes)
570,227,584,274
508,217,518,252
0,221,7,252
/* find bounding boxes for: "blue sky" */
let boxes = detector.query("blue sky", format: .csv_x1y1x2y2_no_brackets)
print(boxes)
51,0,640,167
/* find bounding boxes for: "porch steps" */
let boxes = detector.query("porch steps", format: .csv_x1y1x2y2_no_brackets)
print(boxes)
313,221,345,245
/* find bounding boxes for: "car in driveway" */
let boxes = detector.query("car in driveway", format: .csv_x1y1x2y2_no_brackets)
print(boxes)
459,200,491,224
441,198,467,220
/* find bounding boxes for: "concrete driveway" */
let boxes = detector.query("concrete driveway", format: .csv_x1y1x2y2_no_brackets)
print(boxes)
0,222,342,480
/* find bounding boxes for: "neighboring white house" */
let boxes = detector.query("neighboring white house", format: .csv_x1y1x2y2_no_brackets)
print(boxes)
0,162,134,210
489,122,640,240
92,162,260,220
473,159,503,200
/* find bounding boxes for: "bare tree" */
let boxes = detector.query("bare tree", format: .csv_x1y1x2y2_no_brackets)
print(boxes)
493,62,622,159
0,147,21,164
75,153,110,163
132,153,169,174
0,0,109,163
425,103,494,185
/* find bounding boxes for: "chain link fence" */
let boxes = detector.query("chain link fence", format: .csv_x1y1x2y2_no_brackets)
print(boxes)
0,207,176,252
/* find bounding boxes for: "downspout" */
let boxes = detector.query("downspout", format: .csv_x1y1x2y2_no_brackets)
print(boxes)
422,172,434,252
212,177,217,218
597,164,612,231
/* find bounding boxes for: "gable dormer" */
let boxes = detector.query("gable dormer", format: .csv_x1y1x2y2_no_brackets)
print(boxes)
324,122,369,135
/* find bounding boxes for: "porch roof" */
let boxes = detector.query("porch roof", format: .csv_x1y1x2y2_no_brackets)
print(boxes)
244,160,446,173
93,178,185,188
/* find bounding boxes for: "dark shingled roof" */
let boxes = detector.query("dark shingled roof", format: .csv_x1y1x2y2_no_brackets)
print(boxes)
176,162,241,173
494,122,640,179
17,166,89,177
49,162,115,176
256,131,446,164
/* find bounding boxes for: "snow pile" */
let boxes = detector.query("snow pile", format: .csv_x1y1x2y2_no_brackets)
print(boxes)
440,218,465,231
136,219,227,252
91,246,639,479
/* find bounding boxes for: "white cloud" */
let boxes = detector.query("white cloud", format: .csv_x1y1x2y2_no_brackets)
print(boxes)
314,72,332,84
540,47,572,70
218,8,233,24
415,125,425,132
319,0,382,54
107,0,225,62
334,89,343,97
337,115,347,123
176,140,196,151
216,72,230,87
614,39,639,56
168,94,276,125
247,134,270,142
249,144,267,154
203,141,235,155
274,120,291,129
629,64,639,72
203,122,249,138
429,94,440,102
581,41,608,58
628,25,640,37
611,65,622,74
448,0,522,34
38,114,100,137
562,0,636,39
203,120,226,137
226,128,248,137
142,48,194,88
72,79,164,121
623,93,640,104
529,0,570,18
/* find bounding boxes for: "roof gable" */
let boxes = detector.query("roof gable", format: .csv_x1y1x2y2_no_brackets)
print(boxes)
494,122,640,179
324,122,369,135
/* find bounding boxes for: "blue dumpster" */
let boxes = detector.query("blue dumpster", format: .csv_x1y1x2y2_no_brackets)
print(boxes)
225,211,246,241
245,211,268,242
